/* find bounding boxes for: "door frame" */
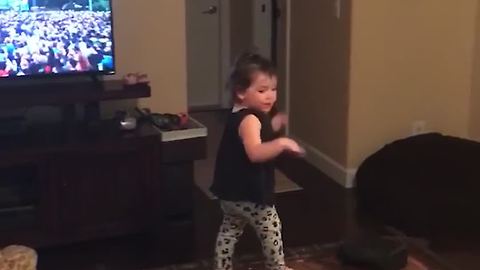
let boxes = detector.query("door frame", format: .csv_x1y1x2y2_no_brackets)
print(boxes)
218,0,291,117
219,0,231,109
252,0,273,59
285,0,291,135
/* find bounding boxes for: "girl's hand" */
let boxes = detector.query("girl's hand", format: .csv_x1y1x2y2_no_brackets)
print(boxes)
272,113,288,132
279,138,306,157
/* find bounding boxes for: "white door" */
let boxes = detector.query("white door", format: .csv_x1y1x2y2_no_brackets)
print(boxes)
186,0,221,108
253,0,272,59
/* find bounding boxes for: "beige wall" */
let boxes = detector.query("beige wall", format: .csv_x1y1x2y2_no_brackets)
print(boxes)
348,0,477,168
109,0,187,114
470,1,480,140
290,0,351,166
109,0,480,171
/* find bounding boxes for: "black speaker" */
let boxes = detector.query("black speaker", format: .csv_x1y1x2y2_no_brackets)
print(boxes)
337,236,408,270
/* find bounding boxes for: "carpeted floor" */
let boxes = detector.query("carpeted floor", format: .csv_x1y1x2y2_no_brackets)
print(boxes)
143,242,446,270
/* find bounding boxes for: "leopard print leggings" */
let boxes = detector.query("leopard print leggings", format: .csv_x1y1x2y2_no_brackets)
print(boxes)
214,200,285,270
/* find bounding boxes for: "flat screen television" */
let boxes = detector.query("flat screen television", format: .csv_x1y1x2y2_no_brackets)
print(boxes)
0,0,115,78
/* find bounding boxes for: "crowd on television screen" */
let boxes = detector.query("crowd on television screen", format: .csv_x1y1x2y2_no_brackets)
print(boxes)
0,2,113,76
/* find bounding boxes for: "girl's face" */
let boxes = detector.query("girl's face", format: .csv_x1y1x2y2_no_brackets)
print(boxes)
238,72,277,113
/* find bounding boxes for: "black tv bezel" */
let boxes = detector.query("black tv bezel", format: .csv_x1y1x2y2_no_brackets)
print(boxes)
0,0,117,81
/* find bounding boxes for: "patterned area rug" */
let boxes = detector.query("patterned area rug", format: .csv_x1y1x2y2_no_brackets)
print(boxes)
144,242,447,270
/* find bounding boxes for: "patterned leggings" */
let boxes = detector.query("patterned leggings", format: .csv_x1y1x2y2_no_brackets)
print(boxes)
214,200,285,270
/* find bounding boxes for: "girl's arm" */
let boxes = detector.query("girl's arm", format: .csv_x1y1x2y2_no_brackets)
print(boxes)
239,114,300,163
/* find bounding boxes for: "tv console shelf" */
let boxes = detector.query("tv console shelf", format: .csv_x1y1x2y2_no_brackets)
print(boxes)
0,119,207,248
0,79,207,248
0,80,151,109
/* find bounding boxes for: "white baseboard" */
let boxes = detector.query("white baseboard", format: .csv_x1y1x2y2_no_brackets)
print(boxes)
291,136,357,188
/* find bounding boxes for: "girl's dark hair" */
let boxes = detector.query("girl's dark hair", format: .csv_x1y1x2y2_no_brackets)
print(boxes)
228,51,276,101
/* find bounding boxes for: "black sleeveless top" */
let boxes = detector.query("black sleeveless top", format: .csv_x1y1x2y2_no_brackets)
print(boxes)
210,108,276,205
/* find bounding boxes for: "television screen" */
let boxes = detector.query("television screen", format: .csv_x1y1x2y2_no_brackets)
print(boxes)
0,0,114,78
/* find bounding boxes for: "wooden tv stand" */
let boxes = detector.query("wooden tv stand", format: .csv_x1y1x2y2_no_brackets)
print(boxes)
0,117,206,248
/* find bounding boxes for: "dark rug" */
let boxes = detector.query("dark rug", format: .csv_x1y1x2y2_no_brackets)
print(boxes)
144,242,450,270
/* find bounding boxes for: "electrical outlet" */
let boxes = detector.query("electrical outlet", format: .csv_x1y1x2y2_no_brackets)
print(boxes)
412,121,427,135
